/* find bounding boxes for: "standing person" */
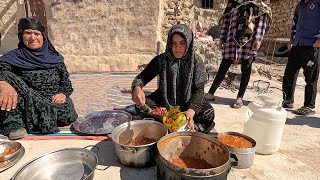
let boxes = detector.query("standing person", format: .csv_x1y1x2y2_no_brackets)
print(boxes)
0,18,78,140
131,24,215,133
282,0,320,115
205,0,272,108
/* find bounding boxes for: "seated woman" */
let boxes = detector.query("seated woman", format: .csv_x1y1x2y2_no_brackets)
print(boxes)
0,18,78,140
131,24,215,133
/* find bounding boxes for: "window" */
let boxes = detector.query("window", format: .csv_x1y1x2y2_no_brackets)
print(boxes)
201,0,213,9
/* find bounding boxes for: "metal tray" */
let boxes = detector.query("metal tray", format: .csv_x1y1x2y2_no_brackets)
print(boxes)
72,110,132,135
0,145,25,172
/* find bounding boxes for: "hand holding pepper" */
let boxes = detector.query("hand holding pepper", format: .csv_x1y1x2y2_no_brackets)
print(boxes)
183,109,195,130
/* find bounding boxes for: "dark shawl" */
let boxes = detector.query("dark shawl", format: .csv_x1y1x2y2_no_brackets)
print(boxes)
220,0,272,47
0,18,63,70
159,24,207,109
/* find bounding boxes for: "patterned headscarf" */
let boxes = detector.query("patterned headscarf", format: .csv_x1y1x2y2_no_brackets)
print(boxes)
0,18,64,70
220,0,272,47
159,24,207,109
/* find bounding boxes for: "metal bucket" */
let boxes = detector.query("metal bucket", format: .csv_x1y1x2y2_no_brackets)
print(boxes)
112,120,168,167
11,147,98,180
157,132,238,180
217,132,256,169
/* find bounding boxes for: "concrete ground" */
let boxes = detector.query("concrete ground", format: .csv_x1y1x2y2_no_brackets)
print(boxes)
1,74,319,180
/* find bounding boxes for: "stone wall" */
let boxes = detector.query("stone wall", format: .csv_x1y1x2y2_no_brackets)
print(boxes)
47,0,161,72
265,0,297,39
0,0,19,54
0,0,227,72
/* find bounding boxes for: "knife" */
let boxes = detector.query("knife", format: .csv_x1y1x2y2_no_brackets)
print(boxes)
139,104,153,113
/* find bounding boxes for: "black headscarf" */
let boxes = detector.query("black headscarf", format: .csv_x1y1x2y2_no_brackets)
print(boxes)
159,24,207,109
0,18,64,70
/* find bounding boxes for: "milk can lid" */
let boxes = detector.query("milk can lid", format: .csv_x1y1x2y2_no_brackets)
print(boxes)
253,94,282,108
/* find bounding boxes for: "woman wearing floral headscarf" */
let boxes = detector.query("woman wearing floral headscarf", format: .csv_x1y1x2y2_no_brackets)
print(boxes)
0,18,78,140
205,0,272,108
131,24,215,133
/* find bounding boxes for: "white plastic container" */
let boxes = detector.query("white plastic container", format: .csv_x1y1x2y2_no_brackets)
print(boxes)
243,94,287,155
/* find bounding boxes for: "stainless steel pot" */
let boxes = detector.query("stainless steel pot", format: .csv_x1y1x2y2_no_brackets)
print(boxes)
218,132,256,169
157,132,238,180
112,120,168,167
11,147,98,180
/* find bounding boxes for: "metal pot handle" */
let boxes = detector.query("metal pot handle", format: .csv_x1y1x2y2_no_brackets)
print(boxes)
118,145,138,153
229,153,239,168
143,118,155,121
84,145,99,152
84,145,110,171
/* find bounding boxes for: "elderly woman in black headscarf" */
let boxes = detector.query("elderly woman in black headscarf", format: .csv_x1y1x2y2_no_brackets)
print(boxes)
131,24,215,133
0,18,78,140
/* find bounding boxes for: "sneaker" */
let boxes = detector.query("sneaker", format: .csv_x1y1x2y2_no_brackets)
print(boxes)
8,128,28,140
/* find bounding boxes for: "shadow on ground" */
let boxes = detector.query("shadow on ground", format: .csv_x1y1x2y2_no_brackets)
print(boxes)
286,116,320,128
89,140,156,180
210,96,250,107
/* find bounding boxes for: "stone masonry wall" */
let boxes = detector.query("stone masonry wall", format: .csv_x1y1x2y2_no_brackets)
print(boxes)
0,0,18,54
266,0,297,39
47,0,160,72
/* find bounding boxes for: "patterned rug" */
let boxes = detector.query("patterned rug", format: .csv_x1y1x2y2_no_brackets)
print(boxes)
1,72,218,140
1,72,158,140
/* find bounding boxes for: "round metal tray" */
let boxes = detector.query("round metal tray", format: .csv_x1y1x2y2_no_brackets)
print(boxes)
72,110,132,135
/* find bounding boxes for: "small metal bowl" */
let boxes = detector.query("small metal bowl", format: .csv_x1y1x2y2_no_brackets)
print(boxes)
0,141,22,161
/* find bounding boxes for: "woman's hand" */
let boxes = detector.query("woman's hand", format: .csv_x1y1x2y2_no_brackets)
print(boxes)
252,41,261,51
132,86,145,106
288,39,293,49
313,39,320,48
52,93,66,104
183,109,195,130
219,40,225,50
0,81,18,111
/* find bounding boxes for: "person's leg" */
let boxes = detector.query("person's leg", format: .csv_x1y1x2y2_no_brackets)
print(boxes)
282,46,301,107
230,57,254,108
56,98,78,126
237,57,254,99
206,59,232,99
301,47,319,109
193,100,215,133
0,96,28,139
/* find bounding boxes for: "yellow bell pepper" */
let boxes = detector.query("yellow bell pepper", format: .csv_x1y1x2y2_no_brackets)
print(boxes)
163,108,188,132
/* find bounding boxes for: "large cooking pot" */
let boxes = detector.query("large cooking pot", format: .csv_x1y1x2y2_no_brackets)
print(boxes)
157,132,238,180
112,120,168,167
11,147,98,180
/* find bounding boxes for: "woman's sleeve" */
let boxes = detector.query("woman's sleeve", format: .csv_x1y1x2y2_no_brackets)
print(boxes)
188,82,205,114
253,14,268,43
0,62,13,81
220,14,231,43
131,56,160,90
57,63,73,97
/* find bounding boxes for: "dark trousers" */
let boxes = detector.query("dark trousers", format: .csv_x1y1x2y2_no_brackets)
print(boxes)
208,58,254,98
282,46,319,108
